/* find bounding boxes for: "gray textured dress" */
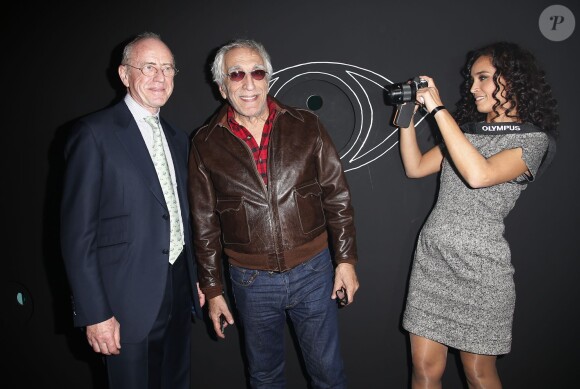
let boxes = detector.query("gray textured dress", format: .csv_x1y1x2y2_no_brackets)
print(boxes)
402,130,549,355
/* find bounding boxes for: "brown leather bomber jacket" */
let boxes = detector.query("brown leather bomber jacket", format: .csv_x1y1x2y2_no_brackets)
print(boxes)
188,96,358,299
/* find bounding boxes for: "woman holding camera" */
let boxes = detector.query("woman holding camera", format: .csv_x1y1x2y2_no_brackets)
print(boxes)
399,42,559,388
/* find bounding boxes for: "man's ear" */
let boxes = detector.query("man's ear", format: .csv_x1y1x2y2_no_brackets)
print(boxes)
218,84,228,99
119,65,130,87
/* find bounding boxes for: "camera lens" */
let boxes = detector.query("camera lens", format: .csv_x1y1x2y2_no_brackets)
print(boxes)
385,77,428,105
385,82,415,105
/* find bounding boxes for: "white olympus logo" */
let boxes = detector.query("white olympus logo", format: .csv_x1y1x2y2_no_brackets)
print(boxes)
481,125,521,132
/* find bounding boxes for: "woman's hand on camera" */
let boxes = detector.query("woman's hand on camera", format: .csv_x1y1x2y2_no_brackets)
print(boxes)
416,75,444,114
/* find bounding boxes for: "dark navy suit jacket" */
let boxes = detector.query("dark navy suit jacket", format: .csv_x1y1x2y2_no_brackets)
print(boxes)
60,100,201,343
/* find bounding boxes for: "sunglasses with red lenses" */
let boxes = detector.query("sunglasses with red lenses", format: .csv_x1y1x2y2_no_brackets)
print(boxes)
227,69,267,82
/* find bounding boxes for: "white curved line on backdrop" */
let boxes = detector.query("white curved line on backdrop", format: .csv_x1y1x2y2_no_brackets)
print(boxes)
270,61,426,172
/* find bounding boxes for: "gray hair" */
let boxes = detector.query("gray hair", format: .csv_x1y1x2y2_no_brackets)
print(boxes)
121,32,174,65
211,39,273,87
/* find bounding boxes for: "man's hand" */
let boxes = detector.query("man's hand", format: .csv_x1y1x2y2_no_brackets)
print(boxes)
197,282,206,308
332,263,360,307
86,316,121,355
208,294,234,339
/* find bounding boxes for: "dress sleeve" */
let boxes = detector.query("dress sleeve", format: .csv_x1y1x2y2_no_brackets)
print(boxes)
509,132,550,183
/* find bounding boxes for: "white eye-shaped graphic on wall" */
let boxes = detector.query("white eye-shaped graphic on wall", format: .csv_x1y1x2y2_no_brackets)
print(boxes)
269,62,427,172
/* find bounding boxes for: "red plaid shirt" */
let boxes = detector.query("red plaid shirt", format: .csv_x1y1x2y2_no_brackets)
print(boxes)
227,98,277,185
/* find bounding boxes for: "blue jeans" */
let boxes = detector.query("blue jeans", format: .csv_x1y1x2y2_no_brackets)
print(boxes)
229,248,347,389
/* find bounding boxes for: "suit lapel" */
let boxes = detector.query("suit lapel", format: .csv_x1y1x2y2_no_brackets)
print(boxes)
160,118,185,190
161,118,189,215
161,119,189,224
113,103,167,209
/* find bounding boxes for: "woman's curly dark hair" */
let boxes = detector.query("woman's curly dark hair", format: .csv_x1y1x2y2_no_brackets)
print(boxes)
454,42,559,139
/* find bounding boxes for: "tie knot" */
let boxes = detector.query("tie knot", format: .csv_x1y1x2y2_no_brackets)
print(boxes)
144,116,160,129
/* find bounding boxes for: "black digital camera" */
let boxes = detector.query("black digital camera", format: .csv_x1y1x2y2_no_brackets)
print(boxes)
385,77,428,128
385,77,428,105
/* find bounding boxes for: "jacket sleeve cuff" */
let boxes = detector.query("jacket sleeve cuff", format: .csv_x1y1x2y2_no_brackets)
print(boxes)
202,285,224,300
335,258,358,266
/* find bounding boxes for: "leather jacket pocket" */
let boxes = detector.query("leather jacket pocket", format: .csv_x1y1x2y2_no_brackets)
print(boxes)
293,181,326,234
216,197,250,244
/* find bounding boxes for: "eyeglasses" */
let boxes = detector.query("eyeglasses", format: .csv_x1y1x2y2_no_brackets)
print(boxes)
125,64,178,77
335,287,348,307
226,69,267,82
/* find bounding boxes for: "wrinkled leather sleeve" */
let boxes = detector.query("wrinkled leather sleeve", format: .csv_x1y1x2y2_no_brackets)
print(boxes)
188,135,224,299
314,116,358,264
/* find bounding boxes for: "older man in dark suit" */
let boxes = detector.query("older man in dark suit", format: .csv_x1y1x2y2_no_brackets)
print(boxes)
60,32,204,389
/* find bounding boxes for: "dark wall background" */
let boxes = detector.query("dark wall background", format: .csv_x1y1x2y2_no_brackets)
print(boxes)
4,1,579,388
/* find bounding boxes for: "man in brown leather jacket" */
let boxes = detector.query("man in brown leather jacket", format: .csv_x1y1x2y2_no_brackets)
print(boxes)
188,38,359,389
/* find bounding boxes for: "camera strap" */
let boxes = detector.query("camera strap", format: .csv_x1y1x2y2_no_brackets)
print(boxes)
460,121,556,181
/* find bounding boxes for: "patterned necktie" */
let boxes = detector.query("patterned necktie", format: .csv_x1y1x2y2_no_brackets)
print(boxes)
144,116,183,264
